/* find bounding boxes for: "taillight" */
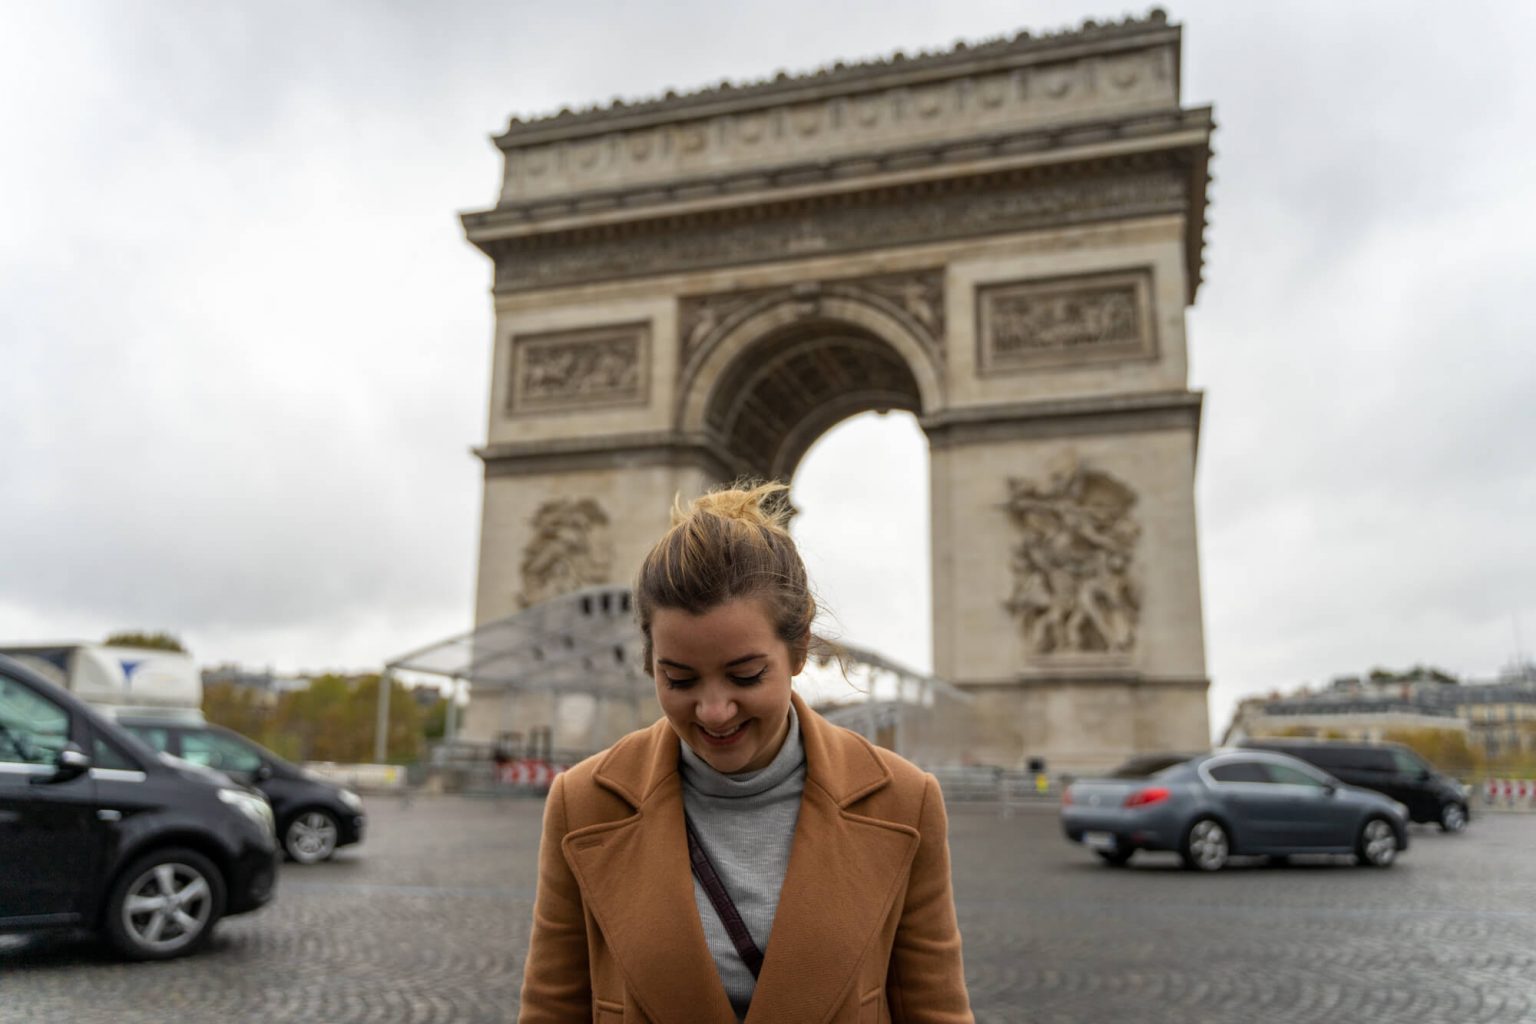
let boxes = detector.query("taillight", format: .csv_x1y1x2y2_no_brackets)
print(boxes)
1124,786,1171,808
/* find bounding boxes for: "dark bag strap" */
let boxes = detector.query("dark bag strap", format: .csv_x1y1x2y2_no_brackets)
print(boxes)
685,822,764,980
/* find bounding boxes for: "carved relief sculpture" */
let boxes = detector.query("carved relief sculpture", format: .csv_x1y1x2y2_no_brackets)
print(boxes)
1004,458,1141,655
979,269,1155,373
511,324,648,411
518,498,613,608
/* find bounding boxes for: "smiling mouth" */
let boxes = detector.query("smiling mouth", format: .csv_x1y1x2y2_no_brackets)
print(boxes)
698,722,748,745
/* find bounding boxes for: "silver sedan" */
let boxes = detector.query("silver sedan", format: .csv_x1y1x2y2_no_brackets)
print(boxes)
1060,750,1410,871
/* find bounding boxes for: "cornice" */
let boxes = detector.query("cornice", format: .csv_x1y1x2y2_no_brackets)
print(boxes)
922,389,1203,450
494,11,1177,146
463,107,1212,244
476,152,1202,297
475,431,750,481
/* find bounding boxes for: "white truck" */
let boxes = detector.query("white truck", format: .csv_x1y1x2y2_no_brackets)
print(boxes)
0,642,203,719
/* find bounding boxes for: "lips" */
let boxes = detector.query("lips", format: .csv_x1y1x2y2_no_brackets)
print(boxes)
698,721,749,747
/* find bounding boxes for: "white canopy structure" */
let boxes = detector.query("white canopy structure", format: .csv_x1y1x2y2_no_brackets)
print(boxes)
383,585,973,766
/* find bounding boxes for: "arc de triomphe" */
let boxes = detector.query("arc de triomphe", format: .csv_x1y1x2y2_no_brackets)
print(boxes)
460,11,1213,772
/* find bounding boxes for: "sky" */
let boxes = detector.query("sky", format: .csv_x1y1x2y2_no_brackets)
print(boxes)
2,1,1533,740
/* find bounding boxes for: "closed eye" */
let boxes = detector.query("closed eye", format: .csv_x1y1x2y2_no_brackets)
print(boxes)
730,669,767,686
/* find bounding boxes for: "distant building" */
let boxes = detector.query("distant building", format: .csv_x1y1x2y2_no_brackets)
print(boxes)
201,663,313,696
1224,671,1536,760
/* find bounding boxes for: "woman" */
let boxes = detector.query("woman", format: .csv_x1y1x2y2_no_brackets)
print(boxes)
518,482,973,1023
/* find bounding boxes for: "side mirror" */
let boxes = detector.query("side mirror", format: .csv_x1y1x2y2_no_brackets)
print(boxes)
39,743,92,784
1418,769,1432,781
254,762,274,782
1322,782,1338,797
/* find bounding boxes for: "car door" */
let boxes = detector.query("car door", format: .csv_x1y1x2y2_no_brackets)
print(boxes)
1386,748,1440,820
1202,757,1290,849
0,672,99,923
1259,760,1358,848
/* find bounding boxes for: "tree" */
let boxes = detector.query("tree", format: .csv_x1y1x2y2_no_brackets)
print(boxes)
104,631,186,652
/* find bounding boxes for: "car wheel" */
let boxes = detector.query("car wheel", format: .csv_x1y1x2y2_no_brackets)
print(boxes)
1180,818,1229,872
1438,802,1468,833
104,847,225,960
1095,844,1135,867
284,809,340,864
1356,816,1399,867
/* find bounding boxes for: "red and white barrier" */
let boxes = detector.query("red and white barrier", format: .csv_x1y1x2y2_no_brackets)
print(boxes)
496,759,565,787
1483,778,1536,808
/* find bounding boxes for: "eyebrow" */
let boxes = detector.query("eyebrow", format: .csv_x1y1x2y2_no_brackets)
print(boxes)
656,653,768,671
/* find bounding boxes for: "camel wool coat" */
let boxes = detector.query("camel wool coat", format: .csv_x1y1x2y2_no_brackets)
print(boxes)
517,692,974,1024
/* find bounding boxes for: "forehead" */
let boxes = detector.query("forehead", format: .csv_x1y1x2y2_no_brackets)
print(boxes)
650,598,781,661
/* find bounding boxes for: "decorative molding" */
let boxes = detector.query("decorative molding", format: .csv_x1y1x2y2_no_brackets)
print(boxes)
1003,456,1141,657
977,267,1155,374
508,323,650,413
478,431,748,482
518,498,614,608
495,11,1175,144
489,160,1187,293
922,389,1201,450
678,268,945,372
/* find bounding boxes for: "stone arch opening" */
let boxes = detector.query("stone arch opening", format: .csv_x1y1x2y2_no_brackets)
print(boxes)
702,319,924,481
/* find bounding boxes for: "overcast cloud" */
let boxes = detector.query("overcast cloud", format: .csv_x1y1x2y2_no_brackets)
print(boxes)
2,1,1533,738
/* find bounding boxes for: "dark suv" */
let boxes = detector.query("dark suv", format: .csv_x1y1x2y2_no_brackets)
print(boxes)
0,655,278,959
1241,738,1470,832
113,716,366,864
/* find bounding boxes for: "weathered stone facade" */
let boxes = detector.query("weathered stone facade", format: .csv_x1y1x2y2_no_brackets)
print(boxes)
461,11,1213,772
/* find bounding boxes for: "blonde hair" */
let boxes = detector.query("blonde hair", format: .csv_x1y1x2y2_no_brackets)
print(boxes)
634,481,817,673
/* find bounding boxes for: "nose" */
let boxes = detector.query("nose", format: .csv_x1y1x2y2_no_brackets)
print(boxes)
697,689,738,727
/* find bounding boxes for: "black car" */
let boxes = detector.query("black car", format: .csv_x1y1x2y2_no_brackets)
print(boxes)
0,654,278,959
114,715,366,864
1241,738,1470,832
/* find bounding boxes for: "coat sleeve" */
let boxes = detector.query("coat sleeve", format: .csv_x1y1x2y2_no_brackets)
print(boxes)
518,772,593,1023
887,773,974,1023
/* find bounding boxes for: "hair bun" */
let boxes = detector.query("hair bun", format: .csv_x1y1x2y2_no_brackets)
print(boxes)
675,480,793,532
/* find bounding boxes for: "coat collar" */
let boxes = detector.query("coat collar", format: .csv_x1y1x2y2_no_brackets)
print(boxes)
589,692,894,811
565,693,919,1024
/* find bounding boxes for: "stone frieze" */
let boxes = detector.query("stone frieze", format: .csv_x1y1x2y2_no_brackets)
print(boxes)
509,324,649,412
978,268,1155,373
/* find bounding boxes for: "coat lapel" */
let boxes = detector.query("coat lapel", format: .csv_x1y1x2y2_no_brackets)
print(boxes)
745,697,921,1023
562,722,738,1023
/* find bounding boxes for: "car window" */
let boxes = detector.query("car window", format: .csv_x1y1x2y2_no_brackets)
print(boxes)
1390,749,1426,775
0,674,70,765
122,724,173,753
1207,760,1268,783
178,728,263,773
1264,762,1327,787
91,731,139,771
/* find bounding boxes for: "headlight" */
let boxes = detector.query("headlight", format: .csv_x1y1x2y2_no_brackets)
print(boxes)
338,788,363,811
220,787,276,837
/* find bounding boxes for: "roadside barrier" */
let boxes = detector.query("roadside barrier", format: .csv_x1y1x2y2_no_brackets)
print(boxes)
302,761,406,793
495,758,565,787
1481,778,1536,810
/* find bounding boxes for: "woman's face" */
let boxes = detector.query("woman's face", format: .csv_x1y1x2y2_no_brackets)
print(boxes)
651,597,804,775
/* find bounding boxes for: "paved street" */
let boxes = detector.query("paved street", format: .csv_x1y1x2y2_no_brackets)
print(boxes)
3,795,1534,1024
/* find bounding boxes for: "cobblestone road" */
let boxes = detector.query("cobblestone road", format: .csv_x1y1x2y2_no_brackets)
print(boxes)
3,796,1533,1023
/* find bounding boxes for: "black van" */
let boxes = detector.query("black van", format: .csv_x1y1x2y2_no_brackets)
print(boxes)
0,655,278,959
1241,738,1470,832
112,715,366,865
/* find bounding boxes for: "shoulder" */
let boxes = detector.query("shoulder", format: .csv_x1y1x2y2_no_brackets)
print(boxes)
810,714,938,821
549,720,674,828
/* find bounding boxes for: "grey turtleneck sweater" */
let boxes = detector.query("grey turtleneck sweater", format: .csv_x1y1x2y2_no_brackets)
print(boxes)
678,703,806,1021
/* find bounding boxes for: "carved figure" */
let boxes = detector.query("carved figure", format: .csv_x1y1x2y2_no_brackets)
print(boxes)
1003,458,1140,654
517,330,643,407
519,499,613,608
